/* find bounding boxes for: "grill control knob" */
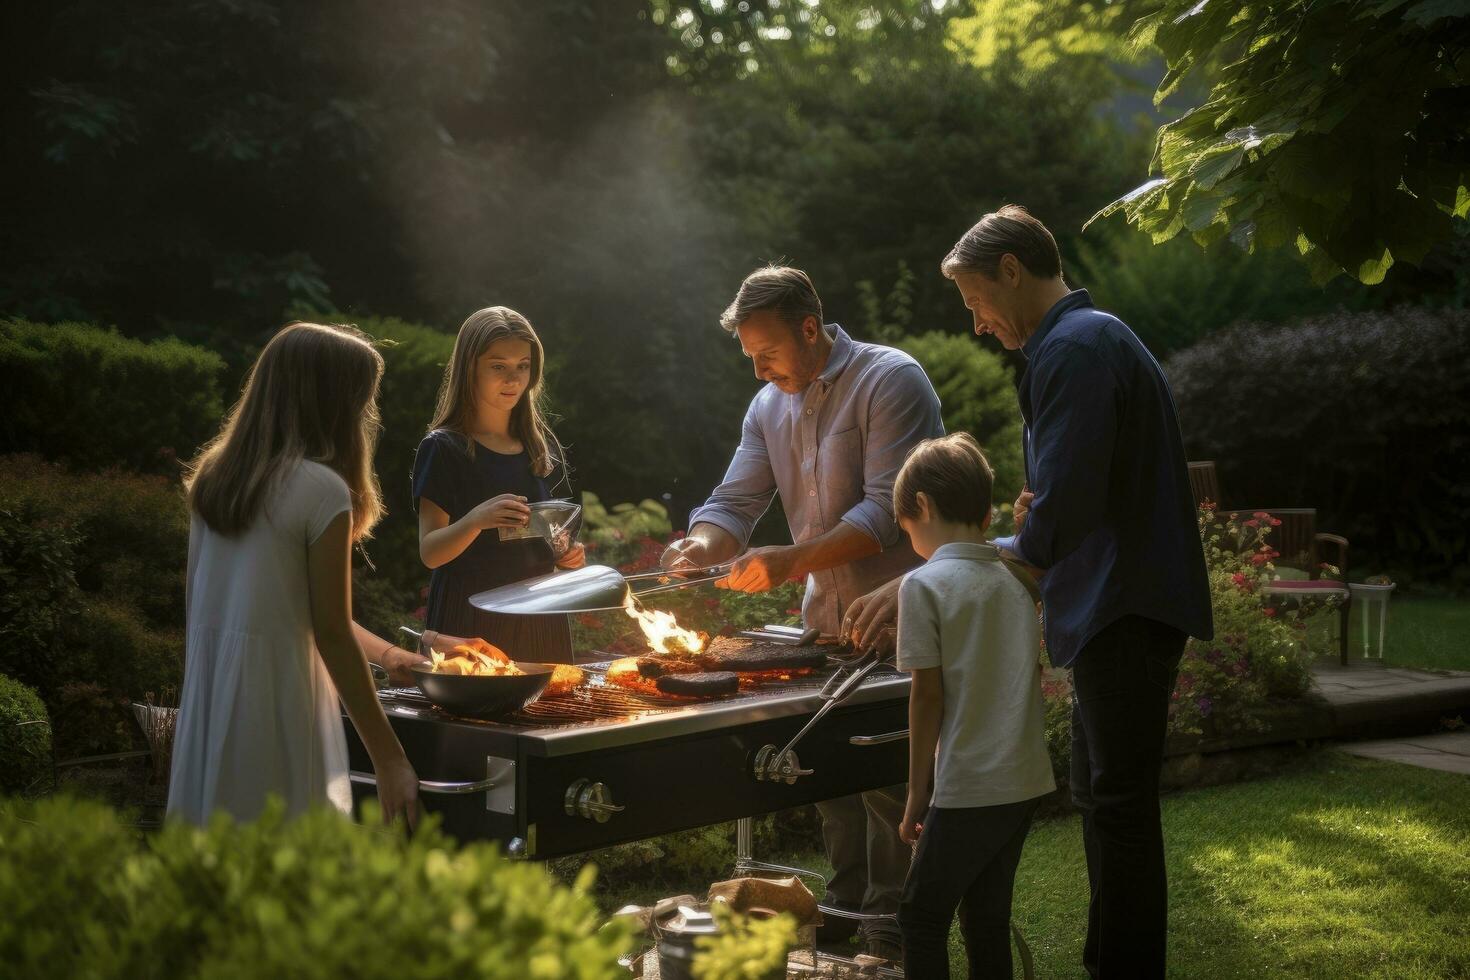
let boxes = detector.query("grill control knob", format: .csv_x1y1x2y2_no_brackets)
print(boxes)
564,779,625,823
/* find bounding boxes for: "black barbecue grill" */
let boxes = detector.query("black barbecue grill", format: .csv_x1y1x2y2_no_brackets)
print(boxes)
344,656,910,859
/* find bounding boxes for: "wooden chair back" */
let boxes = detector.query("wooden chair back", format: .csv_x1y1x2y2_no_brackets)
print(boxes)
1188,460,1221,507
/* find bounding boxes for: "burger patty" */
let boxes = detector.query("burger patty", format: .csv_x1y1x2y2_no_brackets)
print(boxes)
700,636,831,673
636,636,836,681
655,671,740,697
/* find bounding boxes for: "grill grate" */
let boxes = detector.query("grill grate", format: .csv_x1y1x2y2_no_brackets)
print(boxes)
378,663,851,729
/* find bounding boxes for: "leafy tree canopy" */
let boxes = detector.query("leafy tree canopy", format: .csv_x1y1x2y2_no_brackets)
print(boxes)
1091,0,1470,285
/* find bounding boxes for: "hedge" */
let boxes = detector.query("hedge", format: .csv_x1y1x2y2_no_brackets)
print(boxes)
0,675,51,795
0,320,225,473
1166,307,1470,587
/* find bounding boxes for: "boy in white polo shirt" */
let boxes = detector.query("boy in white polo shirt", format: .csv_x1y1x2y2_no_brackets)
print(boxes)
891,432,1055,979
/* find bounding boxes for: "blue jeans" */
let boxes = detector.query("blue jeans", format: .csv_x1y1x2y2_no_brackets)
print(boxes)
1070,615,1186,979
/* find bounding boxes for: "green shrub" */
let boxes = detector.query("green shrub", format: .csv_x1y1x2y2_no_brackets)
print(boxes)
0,675,52,795
1073,225,1369,356
0,504,79,689
49,682,135,760
0,795,635,980
0,456,188,628
0,459,185,755
1167,307,1470,587
694,904,798,980
355,316,456,594
0,320,224,473
898,332,1024,525
61,598,183,704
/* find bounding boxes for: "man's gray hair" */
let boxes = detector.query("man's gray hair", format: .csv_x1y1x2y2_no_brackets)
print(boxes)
719,265,825,334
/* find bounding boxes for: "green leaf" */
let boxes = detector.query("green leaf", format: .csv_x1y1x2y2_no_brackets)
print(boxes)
1402,0,1470,26
1190,144,1246,191
1355,246,1395,284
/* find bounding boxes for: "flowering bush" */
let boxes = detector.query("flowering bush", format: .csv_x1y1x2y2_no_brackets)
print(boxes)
1035,505,1332,779
1168,506,1328,736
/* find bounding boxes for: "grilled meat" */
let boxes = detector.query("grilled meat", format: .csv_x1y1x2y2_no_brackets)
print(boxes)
701,637,830,673
636,637,832,678
655,671,740,697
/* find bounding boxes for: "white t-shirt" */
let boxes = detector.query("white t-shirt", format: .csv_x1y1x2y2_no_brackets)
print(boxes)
896,541,1056,808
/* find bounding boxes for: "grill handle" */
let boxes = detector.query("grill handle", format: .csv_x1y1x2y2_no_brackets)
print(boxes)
755,648,885,783
348,771,500,795
850,730,908,746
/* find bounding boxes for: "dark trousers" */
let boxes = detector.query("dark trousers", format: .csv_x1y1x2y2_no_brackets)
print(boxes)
898,796,1040,979
1070,615,1186,979
817,785,908,943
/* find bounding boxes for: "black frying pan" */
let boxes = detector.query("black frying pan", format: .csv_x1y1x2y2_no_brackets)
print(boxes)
410,662,553,720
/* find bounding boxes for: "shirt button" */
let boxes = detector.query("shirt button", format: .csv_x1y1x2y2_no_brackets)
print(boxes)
805,408,813,416
808,489,817,496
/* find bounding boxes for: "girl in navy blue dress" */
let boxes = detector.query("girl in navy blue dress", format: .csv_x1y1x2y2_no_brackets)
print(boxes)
413,307,584,663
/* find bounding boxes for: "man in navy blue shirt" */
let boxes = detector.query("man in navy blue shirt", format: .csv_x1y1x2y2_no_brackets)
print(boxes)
847,205,1212,978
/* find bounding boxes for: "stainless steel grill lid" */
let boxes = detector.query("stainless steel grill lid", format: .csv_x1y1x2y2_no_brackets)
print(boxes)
468,562,733,615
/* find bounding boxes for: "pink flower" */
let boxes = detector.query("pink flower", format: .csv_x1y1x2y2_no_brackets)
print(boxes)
1253,511,1271,520
1251,553,1268,566
1270,518,1282,527
1243,519,1260,528
1263,607,1277,618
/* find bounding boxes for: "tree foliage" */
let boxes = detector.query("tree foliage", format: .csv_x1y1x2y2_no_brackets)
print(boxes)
1093,0,1470,285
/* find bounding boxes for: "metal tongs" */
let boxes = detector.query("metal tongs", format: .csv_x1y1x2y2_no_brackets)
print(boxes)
752,643,891,784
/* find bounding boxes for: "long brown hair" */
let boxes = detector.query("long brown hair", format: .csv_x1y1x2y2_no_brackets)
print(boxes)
428,306,561,478
185,322,386,540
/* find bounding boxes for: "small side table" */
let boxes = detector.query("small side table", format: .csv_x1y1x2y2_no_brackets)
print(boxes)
1348,582,1396,661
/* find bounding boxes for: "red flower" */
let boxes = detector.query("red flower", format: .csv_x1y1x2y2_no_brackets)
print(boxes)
786,608,801,616
704,598,721,610
1262,607,1277,618
1250,553,1268,566
1253,511,1271,520
1243,519,1260,528
1270,518,1282,527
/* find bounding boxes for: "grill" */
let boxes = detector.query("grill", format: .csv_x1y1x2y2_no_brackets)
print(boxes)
344,656,910,859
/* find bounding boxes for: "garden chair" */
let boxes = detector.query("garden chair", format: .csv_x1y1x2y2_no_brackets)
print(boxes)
1187,461,1352,665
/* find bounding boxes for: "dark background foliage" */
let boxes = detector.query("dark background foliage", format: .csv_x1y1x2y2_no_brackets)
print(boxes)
0,0,1464,585
1168,307,1470,588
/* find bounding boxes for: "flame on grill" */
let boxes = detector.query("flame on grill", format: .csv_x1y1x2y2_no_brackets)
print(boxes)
622,594,706,655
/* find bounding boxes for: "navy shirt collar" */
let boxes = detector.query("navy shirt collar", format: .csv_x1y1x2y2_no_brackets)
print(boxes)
1021,288,1093,361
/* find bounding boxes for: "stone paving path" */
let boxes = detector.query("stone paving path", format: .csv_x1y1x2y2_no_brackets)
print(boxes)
1313,661,1470,774
1311,660,1470,738
1336,730,1470,775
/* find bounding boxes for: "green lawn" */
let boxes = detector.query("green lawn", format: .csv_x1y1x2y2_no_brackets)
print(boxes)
1305,595,1470,672
1010,754,1470,978
1377,597,1470,672
592,754,1470,978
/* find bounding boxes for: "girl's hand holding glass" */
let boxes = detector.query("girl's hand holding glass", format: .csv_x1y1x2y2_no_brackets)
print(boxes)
469,493,531,530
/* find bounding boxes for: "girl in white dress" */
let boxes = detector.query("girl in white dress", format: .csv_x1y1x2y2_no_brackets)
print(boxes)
168,321,420,828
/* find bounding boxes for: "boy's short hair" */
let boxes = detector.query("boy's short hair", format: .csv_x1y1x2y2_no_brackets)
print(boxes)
893,432,994,527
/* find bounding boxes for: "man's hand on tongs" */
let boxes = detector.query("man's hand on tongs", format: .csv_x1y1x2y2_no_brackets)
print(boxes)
658,522,740,577
842,577,901,657
719,544,802,593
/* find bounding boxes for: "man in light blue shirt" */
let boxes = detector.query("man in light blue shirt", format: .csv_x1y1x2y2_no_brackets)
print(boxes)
662,265,943,958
